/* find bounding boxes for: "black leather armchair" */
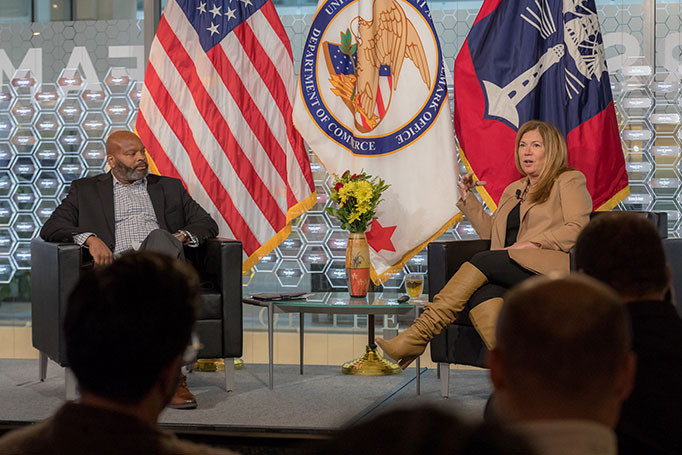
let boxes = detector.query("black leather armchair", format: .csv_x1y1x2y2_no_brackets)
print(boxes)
427,211,670,397
428,239,490,397
31,237,243,399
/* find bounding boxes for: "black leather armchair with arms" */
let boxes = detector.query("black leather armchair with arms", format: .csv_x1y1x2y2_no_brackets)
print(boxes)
30,237,243,399
427,211,669,397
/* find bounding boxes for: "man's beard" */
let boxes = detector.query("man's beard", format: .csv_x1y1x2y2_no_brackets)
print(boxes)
116,161,148,182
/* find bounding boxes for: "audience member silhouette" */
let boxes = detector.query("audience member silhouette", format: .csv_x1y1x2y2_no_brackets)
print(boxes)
0,252,235,455
576,212,682,455
317,404,536,455
488,275,635,455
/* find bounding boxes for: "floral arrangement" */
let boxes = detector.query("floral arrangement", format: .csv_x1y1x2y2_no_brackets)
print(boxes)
327,170,390,233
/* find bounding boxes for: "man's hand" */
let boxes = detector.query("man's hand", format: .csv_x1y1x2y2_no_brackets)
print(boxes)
173,231,188,244
85,236,114,266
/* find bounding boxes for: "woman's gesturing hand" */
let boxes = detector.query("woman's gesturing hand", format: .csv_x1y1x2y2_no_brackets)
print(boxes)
505,241,540,250
458,172,486,201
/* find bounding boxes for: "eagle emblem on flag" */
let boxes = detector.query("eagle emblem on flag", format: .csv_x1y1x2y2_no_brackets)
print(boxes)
294,0,461,283
322,0,430,133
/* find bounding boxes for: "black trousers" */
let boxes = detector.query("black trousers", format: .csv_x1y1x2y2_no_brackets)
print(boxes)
466,250,535,310
115,229,186,260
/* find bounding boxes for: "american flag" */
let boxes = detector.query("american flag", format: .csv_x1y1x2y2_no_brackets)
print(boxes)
137,0,316,271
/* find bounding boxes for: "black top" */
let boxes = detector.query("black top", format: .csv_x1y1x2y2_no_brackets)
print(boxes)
504,201,521,247
617,299,682,455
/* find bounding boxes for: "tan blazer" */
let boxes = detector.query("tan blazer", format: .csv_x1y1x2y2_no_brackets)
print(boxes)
456,170,592,275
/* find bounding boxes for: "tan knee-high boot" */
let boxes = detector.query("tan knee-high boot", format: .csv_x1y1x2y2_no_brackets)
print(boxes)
376,262,487,369
469,297,504,350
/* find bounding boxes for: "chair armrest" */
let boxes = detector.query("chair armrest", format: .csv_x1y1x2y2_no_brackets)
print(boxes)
427,240,491,300
30,238,83,365
200,238,243,357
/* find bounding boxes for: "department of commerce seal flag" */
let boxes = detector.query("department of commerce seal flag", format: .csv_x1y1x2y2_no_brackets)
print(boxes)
453,0,629,210
293,0,460,283
137,0,316,272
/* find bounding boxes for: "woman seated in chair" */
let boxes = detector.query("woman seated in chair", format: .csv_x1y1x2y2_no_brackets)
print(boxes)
377,120,593,368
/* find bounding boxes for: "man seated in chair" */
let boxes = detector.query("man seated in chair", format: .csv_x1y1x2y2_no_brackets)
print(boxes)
0,252,235,455
575,212,682,455
40,130,218,409
488,275,636,455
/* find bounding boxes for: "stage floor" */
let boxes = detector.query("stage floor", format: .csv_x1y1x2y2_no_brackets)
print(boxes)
0,359,491,447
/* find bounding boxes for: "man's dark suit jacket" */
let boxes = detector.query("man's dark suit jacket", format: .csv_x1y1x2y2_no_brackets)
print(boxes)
617,299,682,455
40,172,218,251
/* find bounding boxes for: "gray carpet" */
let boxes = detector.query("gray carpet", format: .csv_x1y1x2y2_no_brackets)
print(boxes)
0,359,491,433
376,368,493,423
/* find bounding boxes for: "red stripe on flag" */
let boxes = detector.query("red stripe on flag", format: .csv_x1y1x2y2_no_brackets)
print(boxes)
255,5,316,193
145,63,262,255
156,17,285,231
136,110,185,184
231,21,291,140
232,18,315,195
206,42,295,205
259,2,293,61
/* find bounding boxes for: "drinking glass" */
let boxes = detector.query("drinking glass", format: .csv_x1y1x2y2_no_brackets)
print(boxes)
405,273,424,298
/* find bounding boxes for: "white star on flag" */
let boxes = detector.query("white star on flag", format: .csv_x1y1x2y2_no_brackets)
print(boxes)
209,3,222,16
225,7,236,20
206,21,219,35
196,1,206,13
239,0,253,7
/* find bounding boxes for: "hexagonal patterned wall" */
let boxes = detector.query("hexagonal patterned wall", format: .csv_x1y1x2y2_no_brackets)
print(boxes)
0,1,680,298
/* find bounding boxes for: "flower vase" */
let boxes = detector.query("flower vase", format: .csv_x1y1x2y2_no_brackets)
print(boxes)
346,233,370,297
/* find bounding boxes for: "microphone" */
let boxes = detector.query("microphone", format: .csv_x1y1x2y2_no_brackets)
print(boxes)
516,189,522,200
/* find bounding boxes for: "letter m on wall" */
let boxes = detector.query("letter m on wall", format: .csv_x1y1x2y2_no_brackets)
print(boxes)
0,48,42,85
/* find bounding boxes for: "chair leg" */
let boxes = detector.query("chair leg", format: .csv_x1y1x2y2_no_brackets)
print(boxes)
439,362,449,398
65,367,78,401
224,357,235,392
39,351,48,381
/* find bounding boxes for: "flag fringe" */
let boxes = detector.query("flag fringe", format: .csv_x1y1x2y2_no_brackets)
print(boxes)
242,190,318,274
146,151,160,175
595,184,629,212
370,212,464,285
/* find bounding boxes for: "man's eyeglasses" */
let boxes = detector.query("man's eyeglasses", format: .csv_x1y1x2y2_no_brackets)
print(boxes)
182,332,203,366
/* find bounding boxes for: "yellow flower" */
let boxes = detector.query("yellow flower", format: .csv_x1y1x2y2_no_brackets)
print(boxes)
348,211,361,223
338,184,352,205
355,181,373,203
356,199,371,215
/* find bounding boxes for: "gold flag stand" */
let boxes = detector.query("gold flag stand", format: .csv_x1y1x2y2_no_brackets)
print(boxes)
194,358,245,372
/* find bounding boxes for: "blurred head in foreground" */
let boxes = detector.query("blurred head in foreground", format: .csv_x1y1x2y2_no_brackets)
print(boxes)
575,212,669,302
488,274,635,427
318,405,536,455
65,251,200,415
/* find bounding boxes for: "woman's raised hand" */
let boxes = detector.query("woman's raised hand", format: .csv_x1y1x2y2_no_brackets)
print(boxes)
458,173,486,201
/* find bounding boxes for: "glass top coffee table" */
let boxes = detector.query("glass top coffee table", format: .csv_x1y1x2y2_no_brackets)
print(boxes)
243,292,418,390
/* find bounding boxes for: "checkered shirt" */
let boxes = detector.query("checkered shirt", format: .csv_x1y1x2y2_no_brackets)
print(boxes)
73,174,159,253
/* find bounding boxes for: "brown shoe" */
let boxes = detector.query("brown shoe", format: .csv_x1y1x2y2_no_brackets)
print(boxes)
169,374,197,409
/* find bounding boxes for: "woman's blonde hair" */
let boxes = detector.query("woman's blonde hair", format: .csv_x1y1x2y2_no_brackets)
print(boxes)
514,120,570,204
